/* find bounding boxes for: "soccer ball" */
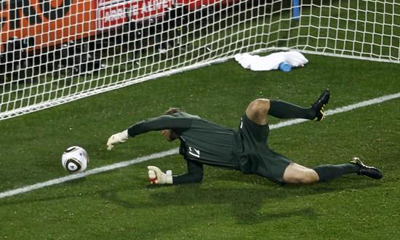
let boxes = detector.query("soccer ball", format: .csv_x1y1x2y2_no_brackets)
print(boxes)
61,146,89,173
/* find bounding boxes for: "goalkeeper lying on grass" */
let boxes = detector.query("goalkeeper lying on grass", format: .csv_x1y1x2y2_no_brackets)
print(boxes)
107,89,382,185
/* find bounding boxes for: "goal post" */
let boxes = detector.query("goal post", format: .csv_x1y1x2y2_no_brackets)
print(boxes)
0,0,399,120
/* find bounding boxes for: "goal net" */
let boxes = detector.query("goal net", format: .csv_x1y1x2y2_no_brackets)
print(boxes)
1,0,399,120
298,0,400,62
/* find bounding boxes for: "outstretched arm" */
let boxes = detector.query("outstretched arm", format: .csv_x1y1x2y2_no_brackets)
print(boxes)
107,115,192,150
127,115,192,137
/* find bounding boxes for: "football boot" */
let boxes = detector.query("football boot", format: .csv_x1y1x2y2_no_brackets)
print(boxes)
312,89,330,121
350,157,383,179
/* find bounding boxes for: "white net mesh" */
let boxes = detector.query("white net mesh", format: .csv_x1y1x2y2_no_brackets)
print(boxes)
297,0,400,61
1,0,399,120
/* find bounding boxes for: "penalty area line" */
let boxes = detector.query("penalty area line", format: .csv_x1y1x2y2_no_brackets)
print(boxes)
1,92,399,200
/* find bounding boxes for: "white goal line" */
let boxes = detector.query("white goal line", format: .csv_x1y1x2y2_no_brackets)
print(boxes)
1,92,400,200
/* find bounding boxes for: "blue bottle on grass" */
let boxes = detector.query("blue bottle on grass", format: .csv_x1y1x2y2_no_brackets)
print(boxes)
279,62,292,72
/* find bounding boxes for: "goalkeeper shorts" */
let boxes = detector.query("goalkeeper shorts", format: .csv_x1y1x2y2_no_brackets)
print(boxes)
237,114,292,184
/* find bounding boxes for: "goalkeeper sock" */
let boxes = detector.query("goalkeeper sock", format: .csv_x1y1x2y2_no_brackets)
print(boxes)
313,164,360,182
269,100,315,120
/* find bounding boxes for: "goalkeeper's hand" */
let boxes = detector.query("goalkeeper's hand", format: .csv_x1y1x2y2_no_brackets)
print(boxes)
107,130,129,150
148,166,173,185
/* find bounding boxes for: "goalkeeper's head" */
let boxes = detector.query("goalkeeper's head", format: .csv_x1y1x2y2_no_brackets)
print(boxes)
161,107,181,142
164,107,181,115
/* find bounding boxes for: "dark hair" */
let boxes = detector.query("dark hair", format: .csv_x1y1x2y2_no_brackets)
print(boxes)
164,107,181,115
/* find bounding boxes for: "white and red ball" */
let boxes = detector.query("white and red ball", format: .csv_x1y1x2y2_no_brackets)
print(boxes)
61,146,89,173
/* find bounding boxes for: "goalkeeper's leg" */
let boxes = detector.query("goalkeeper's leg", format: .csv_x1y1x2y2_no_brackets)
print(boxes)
283,157,382,184
245,89,330,125
283,162,359,184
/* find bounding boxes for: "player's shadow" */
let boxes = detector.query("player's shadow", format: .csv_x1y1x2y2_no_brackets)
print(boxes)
0,173,381,226
97,185,318,224
97,176,381,225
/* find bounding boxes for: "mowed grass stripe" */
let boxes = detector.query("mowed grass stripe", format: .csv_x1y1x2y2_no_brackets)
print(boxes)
1,91,399,200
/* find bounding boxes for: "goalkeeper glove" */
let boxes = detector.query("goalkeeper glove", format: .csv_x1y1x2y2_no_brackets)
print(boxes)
107,130,129,150
148,166,173,185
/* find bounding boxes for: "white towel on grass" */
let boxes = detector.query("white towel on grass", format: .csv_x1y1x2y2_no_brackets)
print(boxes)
234,51,308,71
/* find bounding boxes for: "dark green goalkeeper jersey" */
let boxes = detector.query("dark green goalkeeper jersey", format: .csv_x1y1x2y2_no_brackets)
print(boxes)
127,112,241,169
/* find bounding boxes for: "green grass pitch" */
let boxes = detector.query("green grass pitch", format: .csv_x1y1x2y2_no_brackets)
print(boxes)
0,54,399,239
